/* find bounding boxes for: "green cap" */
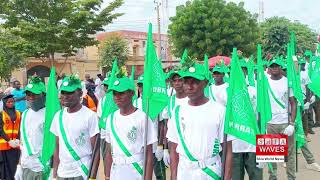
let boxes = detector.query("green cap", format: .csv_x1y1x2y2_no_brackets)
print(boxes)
102,77,110,86
137,75,144,84
268,58,284,68
24,77,46,95
212,65,225,73
180,63,207,81
239,59,247,68
167,70,181,79
60,75,82,92
298,58,306,64
108,77,135,92
304,50,313,57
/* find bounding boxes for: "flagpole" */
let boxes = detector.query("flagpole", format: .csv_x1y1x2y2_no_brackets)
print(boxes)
220,134,228,180
88,134,101,179
143,98,150,179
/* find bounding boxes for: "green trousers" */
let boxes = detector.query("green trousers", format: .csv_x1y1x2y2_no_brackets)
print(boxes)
153,154,166,180
267,123,296,180
232,152,263,180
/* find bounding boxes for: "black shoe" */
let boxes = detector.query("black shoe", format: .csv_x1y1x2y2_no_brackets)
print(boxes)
314,123,320,128
309,129,316,134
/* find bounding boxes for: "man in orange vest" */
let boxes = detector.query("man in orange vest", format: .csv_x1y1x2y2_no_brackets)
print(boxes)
0,94,21,180
82,79,98,112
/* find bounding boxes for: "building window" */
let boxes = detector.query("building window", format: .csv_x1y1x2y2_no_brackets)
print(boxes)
134,39,139,42
133,46,138,56
142,41,146,48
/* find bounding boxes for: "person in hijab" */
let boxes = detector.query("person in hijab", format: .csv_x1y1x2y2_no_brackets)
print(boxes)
82,79,98,112
0,94,21,180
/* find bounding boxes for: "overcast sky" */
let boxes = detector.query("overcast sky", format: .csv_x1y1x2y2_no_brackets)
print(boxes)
102,0,320,33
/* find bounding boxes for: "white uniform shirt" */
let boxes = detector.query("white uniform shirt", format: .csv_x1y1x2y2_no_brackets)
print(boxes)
267,77,293,124
167,100,229,179
162,96,188,119
209,83,228,106
20,108,46,172
232,86,257,153
50,106,99,178
97,96,106,139
105,109,157,179
300,70,311,100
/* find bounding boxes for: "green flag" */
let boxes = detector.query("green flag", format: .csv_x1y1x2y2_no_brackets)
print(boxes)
41,67,61,179
247,55,255,87
99,60,119,129
308,56,320,97
180,49,188,65
203,54,210,98
142,23,168,120
256,44,272,134
130,65,135,80
225,48,259,145
287,32,305,148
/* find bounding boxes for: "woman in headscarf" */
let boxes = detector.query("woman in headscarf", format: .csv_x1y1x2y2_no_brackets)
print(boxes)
0,95,21,180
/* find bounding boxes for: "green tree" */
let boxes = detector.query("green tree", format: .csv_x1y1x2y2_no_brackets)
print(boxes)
99,33,128,72
260,17,317,57
0,30,26,80
168,0,259,59
0,0,124,63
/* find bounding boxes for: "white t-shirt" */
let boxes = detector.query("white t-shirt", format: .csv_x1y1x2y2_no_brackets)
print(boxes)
300,70,311,100
50,106,99,178
105,108,157,156
232,86,257,153
20,108,46,172
133,97,143,110
209,83,228,106
162,96,188,119
267,77,293,124
167,100,231,179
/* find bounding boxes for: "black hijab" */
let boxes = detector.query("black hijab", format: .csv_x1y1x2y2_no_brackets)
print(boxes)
2,95,17,121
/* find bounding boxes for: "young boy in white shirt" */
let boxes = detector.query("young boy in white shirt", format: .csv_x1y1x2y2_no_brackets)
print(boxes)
167,63,233,180
51,75,100,180
105,76,157,180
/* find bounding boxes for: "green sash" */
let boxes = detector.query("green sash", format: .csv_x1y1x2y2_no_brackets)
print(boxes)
209,86,216,101
59,109,89,176
167,95,176,118
110,113,143,175
267,85,286,109
175,106,221,180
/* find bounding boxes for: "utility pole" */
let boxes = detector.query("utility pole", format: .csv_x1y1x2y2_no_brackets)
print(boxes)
155,0,161,58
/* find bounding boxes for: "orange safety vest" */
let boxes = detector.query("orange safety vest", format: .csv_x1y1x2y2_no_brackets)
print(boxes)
0,111,21,150
84,95,97,112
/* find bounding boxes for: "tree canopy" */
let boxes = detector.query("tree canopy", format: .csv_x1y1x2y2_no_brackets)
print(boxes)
0,0,124,61
0,30,26,80
168,0,259,59
260,17,317,57
99,33,128,72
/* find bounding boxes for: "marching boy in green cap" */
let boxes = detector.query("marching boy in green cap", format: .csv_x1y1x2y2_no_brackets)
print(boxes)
209,64,229,106
167,63,233,180
15,77,47,180
267,59,297,180
104,76,157,180
51,75,100,180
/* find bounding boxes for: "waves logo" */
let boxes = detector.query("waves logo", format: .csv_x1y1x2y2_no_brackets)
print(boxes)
256,134,288,162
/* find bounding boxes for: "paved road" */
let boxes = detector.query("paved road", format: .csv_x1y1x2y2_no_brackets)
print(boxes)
97,127,320,180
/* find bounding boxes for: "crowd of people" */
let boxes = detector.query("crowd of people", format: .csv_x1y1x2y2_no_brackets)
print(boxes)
0,48,319,180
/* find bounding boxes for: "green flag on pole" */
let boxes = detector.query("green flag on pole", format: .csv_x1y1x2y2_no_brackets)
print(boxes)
203,54,210,98
247,55,255,87
288,32,305,148
225,48,260,145
180,49,188,65
308,55,320,97
42,67,61,179
99,60,119,129
256,44,272,134
130,65,135,81
142,23,168,120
